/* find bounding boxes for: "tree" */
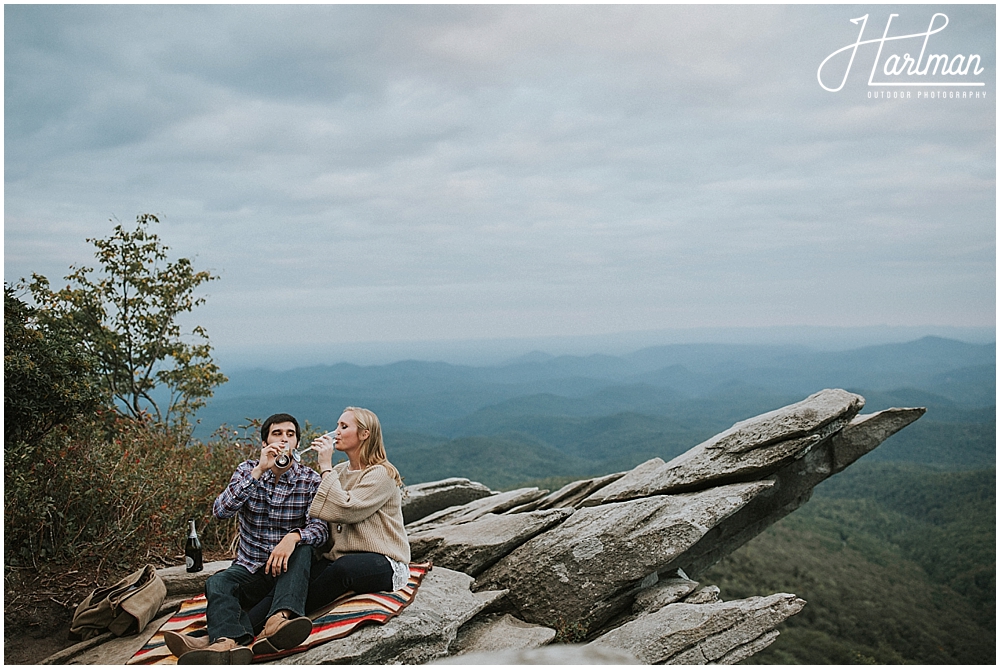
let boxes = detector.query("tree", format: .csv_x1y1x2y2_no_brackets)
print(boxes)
4,284,106,448
25,214,228,431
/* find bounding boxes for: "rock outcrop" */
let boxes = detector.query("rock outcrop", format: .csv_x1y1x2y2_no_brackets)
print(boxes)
50,389,924,665
410,508,574,577
590,592,806,664
276,568,505,665
475,480,775,628
402,477,495,524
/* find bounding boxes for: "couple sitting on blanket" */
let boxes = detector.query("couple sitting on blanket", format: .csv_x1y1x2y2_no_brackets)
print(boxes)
165,407,410,664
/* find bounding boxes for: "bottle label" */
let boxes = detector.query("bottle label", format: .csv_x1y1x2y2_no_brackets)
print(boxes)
186,556,195,569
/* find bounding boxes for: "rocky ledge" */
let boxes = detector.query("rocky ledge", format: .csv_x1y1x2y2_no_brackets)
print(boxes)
52,389,923,664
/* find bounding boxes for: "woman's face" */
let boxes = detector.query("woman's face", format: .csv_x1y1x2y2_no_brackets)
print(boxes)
334,411,368,455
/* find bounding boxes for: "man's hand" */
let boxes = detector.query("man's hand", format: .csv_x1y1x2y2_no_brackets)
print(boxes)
265,532,301,577
252,442,284,479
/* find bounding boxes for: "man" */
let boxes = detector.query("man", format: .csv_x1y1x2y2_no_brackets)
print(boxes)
165,413,328,664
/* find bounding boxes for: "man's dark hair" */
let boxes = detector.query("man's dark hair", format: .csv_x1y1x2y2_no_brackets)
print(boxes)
260,413,300,445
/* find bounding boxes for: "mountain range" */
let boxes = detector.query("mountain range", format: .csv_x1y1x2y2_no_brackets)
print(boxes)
192,336,995,485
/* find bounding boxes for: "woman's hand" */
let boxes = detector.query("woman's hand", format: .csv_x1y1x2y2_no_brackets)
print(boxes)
312,433,335,471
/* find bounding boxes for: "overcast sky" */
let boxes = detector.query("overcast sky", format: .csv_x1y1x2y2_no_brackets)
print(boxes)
5,4,995,366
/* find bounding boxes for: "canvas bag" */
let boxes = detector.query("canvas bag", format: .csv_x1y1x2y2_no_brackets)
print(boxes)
70,564,167,640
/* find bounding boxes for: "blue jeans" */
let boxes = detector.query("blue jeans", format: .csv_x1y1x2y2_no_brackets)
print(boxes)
247,552,394,633
205,543,312,645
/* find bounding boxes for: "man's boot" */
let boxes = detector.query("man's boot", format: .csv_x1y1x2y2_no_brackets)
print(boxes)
162,630,209,658
176,637,253,664
251,610,313,655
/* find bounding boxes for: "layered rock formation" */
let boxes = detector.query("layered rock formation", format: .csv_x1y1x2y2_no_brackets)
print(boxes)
50,389,923,665
400,389,923,664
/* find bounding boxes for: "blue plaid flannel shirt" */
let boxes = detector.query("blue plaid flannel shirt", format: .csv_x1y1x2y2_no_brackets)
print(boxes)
213,460,329,574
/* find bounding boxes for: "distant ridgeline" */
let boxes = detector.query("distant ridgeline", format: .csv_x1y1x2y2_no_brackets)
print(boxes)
195,336,994,483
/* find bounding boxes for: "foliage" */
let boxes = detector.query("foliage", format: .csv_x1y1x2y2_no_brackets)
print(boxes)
859,419,996,469
812,462,995,626
3,413,262,571
3,402,340,572
24,214,227,432
4,284,107,448
551,616,591,644
702,462,995,664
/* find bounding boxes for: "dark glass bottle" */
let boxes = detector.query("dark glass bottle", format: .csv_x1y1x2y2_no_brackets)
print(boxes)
185,519,203,573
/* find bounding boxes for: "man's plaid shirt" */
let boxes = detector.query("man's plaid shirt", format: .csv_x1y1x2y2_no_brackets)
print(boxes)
213,460,329,574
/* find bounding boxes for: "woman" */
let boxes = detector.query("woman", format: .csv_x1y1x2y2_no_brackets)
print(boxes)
303,406,410,613
247,407,409,636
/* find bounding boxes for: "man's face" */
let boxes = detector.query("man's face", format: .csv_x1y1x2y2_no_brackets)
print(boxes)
265,421,298,450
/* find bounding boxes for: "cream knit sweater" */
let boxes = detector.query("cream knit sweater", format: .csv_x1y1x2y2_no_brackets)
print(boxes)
308,461,411,564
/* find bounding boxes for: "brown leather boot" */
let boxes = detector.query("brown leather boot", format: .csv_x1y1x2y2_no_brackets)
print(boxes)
177,637,253,664
162,630,209,658
251,610,313,655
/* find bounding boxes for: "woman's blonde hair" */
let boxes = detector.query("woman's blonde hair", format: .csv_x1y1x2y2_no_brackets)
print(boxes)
344,406,402,486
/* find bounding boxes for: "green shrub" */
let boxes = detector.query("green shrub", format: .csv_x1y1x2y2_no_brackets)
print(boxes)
4,284,106,449
4,413,261,570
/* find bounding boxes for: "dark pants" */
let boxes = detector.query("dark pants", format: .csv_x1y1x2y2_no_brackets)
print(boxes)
247,552,394,634
205,543,312,645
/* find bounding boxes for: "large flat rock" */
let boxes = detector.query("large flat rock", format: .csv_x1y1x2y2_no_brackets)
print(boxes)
449,613,556,656
410,508,573,576
661,407,926,579
157,559,232,596
507,472,627,513
476,481,773,628
632,573,701,615
591,593,805,664
584,389,864,504
403,477,495,524
406,487,549,533
275,567,506,664
830,407,926,473
434,643,639,664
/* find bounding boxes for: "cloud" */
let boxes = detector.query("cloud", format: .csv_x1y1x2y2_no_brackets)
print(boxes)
4,5,995,357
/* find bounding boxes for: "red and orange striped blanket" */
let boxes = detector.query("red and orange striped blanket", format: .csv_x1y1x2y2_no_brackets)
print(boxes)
127,562,432,665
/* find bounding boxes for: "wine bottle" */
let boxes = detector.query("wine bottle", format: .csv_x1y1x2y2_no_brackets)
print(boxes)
185,519,203,573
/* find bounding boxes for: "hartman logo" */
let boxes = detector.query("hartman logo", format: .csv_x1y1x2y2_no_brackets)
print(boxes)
817,13,987,93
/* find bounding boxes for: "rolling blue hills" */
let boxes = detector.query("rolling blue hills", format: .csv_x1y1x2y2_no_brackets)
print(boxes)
192,336,995,485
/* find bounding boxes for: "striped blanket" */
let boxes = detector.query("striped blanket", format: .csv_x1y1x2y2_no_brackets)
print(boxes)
127,562,432,665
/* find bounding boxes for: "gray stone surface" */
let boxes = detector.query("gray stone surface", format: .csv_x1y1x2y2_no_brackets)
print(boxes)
692,630,778,664
275,567,506,665
509,472,627,513
434,644,639,664
406,487,549,533
410,508,573,576
683,585,721,605
38,633,114,665
39,597,186,664
830,408,926,473
449,613,557,655
157,559,232,596
403,477,495,524
660,408,927,579
585,389,865,504
56,611,173,665
632,574,700,615
591,593,805,664
476,481,773,628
